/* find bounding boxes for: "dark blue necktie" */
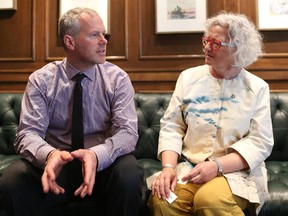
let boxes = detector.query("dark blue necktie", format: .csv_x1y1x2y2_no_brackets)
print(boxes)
72,73,85,150
69,73,86,191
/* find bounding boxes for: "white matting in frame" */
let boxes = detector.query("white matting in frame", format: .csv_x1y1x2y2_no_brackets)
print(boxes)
257,0,288,30
0,0,17,10
155,0,207,34
59,0,110,33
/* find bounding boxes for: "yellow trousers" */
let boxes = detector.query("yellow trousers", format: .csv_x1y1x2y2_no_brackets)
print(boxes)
148,176,250,216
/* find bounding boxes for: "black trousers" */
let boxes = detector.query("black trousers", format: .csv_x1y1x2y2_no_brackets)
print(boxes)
0,154,144,216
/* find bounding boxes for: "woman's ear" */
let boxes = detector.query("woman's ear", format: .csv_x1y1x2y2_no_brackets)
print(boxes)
63,35,75,50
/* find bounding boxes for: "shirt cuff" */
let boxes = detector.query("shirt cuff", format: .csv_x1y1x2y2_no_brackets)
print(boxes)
36,145,56,168
89,144,110,171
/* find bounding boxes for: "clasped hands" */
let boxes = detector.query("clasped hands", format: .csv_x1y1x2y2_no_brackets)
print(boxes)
41,149,97,198
151,160,218,200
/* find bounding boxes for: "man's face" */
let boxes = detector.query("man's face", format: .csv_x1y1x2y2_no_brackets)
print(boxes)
70,13,108,69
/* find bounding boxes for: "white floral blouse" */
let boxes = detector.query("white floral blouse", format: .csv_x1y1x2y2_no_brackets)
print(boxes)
158,64,274,214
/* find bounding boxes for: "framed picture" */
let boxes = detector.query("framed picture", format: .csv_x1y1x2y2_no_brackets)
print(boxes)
0,0,17,10
257,0,288,30
59,0,110,33
155,0,207,34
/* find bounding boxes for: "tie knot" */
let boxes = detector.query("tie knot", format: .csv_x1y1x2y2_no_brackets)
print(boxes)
75,73,86,82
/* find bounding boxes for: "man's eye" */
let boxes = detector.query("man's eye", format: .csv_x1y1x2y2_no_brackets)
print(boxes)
92,33,106,38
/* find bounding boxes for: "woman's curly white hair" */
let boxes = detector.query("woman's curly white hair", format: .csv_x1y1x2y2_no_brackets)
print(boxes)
205,11,263,68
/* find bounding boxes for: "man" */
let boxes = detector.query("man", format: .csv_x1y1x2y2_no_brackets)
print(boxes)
0,7,143,216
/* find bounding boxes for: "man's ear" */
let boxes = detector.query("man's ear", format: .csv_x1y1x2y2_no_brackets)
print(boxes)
63,35,75,50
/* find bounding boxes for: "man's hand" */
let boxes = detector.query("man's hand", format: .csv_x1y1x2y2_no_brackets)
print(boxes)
41,150,73,195
71,149,98,198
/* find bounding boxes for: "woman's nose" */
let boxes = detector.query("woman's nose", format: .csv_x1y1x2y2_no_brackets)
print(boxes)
204,42,212,51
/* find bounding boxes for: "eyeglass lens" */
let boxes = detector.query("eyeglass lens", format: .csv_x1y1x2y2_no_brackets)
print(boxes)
202,37,221,51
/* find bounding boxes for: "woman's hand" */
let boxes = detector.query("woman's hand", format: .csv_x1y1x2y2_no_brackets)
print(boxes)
181,160,218,184
181,152,249,184
151,167,177,200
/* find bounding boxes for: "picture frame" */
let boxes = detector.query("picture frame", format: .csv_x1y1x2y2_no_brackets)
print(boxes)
59,0,110,33
0,0,17,10
257,0,288,30
155,0,207,34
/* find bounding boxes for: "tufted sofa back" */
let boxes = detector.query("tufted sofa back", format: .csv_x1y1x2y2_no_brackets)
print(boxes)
0,93,22,155
133,92,288,162
133,93,171,160
0,93,22,173
269,92,288,161
1,92,288,164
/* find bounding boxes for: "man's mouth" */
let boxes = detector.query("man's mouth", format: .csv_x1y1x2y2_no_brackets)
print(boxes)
97,49,106,54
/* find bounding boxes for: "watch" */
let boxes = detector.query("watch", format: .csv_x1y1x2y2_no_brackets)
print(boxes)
213,159,224,176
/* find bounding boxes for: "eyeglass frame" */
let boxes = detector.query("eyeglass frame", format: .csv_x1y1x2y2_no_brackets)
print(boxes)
202,36,236,51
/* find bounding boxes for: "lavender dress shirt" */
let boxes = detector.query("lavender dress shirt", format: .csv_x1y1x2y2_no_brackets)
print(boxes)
15,59,138,171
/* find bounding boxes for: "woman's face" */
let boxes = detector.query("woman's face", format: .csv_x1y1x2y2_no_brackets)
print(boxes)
203,25,236,72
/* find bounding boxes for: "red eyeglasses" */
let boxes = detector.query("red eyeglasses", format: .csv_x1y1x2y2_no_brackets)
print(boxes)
202,36,236,51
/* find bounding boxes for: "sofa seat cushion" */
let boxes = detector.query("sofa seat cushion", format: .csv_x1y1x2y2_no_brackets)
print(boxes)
266,161,288,198
138,158,162,178
138,159,161,197
259,161,288,216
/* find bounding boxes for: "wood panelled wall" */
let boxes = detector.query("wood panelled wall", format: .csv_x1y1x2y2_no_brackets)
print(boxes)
1,0,288,92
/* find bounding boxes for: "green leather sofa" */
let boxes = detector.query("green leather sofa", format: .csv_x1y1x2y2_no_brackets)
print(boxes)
0,92,288,216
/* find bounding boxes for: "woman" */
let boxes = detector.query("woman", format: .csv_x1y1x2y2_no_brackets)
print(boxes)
148,12,273,216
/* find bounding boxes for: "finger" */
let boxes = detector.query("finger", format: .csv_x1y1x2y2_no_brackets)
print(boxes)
152,182,158,196
164,176,171,198
182,170,199,182
49,179,65,195
49,180,60,195
189,171,203,183
158,176,166,199
170,177,177,192
42,169,61,194
154,180,161,199
82,161,93,185
151,182,156,195
87,173,95,195
41,172,49,193
74,184,83,196
70,149,84,159
181,173,192,181
74,184,87,197
80,185,88,198
45,166,56,182
60,151,74,162
80,150,97,195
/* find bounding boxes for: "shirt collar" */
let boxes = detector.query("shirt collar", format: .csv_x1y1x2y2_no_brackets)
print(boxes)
63,58,96,81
